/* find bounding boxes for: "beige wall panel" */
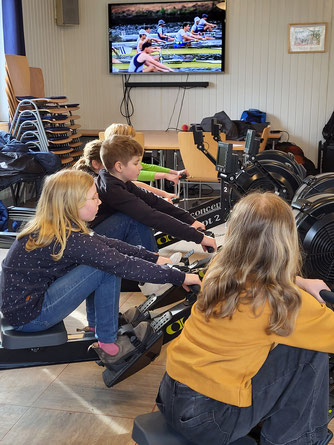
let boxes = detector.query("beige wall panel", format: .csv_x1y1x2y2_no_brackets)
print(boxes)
22,0,334,162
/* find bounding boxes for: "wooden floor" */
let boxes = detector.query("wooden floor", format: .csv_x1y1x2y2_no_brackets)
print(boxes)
0,227,334,444
0,292,163,444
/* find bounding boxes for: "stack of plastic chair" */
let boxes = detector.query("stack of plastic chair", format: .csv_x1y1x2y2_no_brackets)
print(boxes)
4,54,83,167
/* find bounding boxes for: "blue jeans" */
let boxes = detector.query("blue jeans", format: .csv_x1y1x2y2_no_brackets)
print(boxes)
157,345,329,445
94,212,158,252
85,212,158,329
16,265,121,343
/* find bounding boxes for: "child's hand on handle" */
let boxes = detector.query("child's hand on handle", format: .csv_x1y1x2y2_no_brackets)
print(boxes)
155,172,179,184
156,256,173,265
177,169,189,177
164,173,179,185
191,220,206,231
163,192,177,203
182,273,201,291
295,276,330,304
201,235,217,253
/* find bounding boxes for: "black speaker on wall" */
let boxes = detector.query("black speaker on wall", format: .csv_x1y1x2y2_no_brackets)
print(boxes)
56,0,79,25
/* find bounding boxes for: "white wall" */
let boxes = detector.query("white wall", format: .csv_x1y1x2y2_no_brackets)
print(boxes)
21,0,334,162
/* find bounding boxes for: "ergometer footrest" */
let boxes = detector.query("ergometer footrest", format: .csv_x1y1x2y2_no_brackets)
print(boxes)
101,331,164,387
101,287,200,387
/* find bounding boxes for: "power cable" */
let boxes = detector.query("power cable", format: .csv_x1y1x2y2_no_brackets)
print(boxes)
120,74,134,126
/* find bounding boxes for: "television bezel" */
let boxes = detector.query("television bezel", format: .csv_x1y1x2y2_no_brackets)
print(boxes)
108,0,226,75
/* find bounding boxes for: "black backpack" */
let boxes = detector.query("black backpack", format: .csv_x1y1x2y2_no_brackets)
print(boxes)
200,111,267,140
200,111,239,139
323,111,334,142
320,112,334,172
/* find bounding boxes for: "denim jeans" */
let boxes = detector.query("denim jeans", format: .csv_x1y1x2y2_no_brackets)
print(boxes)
157,344,329,445
16,264,121,343
93,212,158,252
84,212,158,329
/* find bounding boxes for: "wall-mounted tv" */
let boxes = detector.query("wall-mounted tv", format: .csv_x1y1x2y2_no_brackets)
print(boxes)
108,1,226,74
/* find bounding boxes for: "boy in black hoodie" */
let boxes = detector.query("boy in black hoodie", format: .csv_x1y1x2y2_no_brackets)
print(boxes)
95,135,216,252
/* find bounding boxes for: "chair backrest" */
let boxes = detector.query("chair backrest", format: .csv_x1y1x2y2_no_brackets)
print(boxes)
178,131,219,181
5,87,16,121
259,125,271,152
5,66,15,98
30,67,45,97
5,54,31,97
5,66,18,120
4,75,17,119
133,131,145,147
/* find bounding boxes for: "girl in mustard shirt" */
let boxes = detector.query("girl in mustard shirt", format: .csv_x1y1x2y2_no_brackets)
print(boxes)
157,191,334,445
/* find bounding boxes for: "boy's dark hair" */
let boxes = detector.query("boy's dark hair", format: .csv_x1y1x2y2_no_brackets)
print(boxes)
142,41,152,51
144,26,151,31
101,135,143,171
183,22,189,28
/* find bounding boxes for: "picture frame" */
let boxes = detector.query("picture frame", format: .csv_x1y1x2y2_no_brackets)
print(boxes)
289,22,327,53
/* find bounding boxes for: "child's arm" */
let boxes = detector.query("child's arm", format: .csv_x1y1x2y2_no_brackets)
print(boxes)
96,173,205,245
138,163,188,184
295,276,330,303
66,231,186,286
191,220,206,231
272,289,334,353
168,168,189,177
141,162,170,173
136,169,179,184
133,181,176,201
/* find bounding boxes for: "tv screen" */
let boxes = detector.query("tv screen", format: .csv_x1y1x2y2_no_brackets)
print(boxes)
108,1,226,74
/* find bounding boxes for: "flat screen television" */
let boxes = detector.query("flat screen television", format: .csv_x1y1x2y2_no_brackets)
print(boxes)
108,1,226,74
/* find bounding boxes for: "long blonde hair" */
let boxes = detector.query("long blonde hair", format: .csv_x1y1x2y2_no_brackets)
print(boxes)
73,139,102,175
197,192,302,336
105,123,136,139
18,170,94,261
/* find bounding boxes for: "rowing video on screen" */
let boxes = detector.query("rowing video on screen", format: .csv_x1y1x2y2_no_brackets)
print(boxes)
108,1,226,74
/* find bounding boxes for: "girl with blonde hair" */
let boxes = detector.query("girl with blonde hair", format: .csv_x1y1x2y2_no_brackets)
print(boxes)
157,192,333,445
72,139,103,176
0,169,201,364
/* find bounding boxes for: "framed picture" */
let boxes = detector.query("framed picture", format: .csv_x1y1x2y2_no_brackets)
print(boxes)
289,22,327,53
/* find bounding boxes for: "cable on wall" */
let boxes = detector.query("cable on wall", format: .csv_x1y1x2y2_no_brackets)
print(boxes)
166,74,195,132
119,73,203,130
120,74,134,126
